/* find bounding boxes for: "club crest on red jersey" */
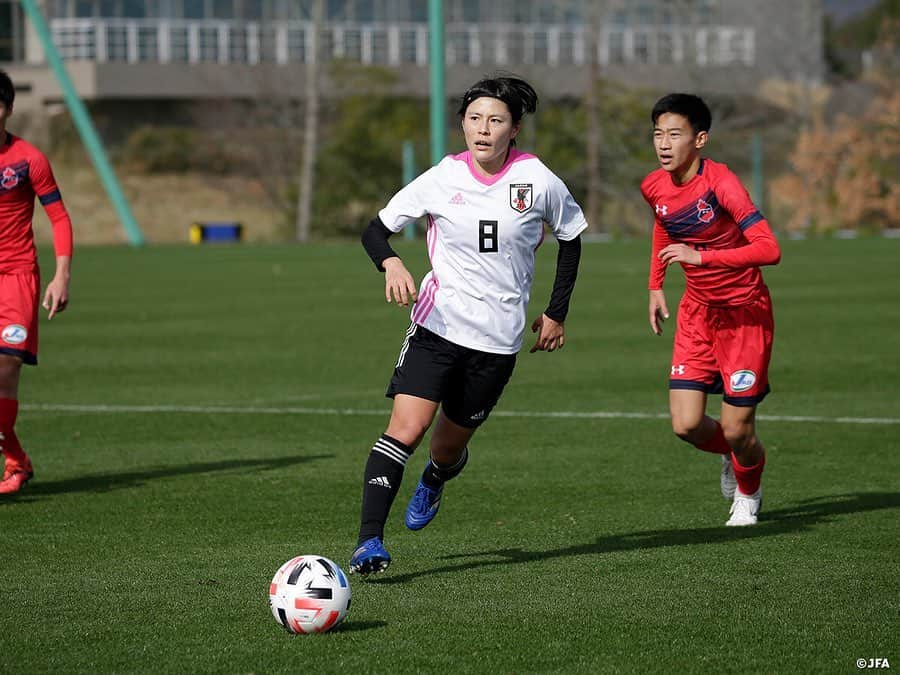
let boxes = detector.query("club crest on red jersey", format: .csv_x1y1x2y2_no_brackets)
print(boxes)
1,166,19,189
696,198,714,223
509,183,533,213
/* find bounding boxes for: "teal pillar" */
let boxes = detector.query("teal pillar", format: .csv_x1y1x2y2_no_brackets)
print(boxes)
428,0,446,166
20,0,145,246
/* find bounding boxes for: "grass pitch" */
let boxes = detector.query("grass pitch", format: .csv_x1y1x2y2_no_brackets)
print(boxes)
2,237,898,673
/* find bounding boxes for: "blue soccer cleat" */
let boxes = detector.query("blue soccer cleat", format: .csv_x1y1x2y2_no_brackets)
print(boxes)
405,480,443,531
349,537,391,576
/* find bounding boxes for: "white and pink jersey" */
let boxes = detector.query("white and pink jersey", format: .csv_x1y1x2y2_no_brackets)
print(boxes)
378,148,587,354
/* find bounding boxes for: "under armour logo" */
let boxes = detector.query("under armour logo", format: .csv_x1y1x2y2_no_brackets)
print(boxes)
671,364,685,375
367,476,391,488
655,204,668,216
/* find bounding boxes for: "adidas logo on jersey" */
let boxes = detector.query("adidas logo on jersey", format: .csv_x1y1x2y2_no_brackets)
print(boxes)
448,192,466,205
469,410,486,421
368,476,392,488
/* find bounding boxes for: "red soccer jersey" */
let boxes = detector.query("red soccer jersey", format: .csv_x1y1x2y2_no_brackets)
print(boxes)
0,133,73,275
641,158,780,306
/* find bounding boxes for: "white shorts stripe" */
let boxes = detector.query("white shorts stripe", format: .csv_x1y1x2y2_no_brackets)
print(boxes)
394,322,418,369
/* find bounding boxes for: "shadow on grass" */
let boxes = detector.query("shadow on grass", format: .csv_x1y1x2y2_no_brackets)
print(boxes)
2,454,331,499
372,491,900,585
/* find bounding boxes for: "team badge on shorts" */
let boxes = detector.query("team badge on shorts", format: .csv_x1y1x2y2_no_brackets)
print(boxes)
1,324,27,345
729,369,757,392
509,183,533,213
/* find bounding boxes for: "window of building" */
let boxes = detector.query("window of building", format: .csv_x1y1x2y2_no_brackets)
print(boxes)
531,29,548,65
319,28,335,62
74,0,95,17
447,29,470,65
371,29,389,64
123,0,146,17
229,25,247,61
243,0,263,20
657,30,674,63
636,3,653,26
398,28,418,63
634,31,650,63
608,30,624,64
169,25,189,60
342,28,362,60
287,25,306,62
212,0,233,19
183,0,204,19
106,25,127,60
138,25,159,60
198,25,218,60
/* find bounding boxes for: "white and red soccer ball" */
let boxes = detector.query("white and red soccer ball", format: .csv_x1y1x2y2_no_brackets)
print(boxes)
269,555,351,634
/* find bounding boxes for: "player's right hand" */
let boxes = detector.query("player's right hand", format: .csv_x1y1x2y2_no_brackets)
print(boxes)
649,289,669,335
383,257,418,307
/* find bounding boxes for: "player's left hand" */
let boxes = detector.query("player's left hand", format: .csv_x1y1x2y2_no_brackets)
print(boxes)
530,314,565,353
42,277,70,320
659,243,701,266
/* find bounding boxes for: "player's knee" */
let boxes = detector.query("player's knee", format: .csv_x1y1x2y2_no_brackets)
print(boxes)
384,420,429,450
671,418,703,443
722,423,754,453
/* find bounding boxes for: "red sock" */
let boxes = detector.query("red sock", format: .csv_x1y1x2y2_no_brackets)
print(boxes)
0,398,28,468
695,421,731,455
731,452,766,495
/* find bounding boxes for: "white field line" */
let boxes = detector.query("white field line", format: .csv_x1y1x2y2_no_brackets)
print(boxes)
20,403,900,425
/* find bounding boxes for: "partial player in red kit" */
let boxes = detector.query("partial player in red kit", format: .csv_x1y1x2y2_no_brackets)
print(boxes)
640,93,780,526
0,70,73,494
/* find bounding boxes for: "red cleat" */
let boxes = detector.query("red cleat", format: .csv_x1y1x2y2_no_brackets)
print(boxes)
0,458,33,494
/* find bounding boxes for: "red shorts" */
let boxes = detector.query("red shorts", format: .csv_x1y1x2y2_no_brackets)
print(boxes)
669,288,773,406
0,272,40,365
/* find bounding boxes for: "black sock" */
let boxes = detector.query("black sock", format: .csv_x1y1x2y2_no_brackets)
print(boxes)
421,446,469,489
358,434,413,545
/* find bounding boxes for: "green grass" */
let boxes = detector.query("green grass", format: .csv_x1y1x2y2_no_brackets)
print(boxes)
3,238,898,674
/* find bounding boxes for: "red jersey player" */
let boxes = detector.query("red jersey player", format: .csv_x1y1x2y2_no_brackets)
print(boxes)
0,70,73,494
641,93,780,526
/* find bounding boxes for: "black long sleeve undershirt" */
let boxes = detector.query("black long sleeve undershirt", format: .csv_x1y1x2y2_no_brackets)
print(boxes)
361,217,398,272
544,235,582,323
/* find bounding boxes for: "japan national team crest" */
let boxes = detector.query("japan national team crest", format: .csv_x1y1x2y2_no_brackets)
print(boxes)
696,198,714,223
1,167,19,189
509,183,533,213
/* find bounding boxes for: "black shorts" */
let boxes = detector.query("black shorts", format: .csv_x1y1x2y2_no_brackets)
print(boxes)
386,323,517,428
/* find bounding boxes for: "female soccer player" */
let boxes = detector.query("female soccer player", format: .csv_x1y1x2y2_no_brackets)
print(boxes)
0,70,74,494
641,93,780,526
351,76,588,575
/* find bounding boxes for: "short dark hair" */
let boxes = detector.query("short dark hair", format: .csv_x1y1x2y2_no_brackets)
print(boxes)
651,93,711,134
457,75,538,125
0,70,14,108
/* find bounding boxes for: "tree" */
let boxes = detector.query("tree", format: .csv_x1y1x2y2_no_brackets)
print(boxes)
771,17,899,232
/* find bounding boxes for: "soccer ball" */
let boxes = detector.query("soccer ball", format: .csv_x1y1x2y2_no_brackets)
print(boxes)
268,555,352,634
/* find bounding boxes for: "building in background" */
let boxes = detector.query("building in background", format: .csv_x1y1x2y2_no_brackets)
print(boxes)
0,0,824,113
